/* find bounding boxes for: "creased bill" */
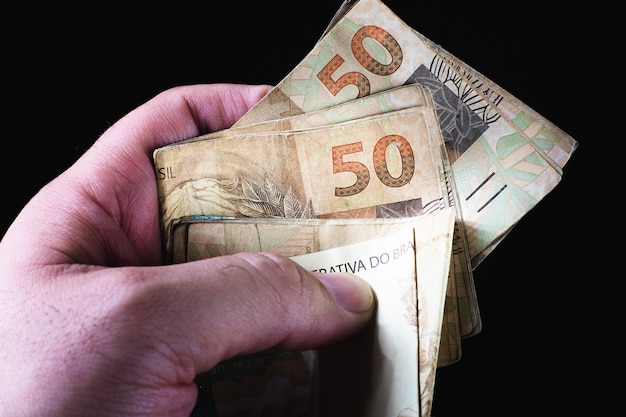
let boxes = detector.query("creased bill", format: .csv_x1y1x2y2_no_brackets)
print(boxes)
187,84,430,143
177,207,455,417
232,0,577,266
154,106,448,261
154,86,477,352
154,98,470,360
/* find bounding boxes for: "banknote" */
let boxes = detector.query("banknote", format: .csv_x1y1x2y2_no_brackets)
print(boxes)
173,213,465,369
149,1,579,415
409,51,575,266
231,0,578,267
154,99,474,360
156,83,478,346
187,84,431,143
194,349,319,417
154,105,449,259
173,207,456,417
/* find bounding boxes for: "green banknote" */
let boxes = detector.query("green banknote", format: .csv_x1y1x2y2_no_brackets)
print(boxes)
232,0,578,267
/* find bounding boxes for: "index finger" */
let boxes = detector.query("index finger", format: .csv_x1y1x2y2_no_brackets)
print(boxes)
100,83,273,154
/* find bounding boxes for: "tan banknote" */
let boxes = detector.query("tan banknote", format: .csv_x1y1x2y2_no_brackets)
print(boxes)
154,105,449,259
188,84,431,142
154,99,473,360
209,83,477,343
154,85,479,351
231,0,578,268
172,207,456,417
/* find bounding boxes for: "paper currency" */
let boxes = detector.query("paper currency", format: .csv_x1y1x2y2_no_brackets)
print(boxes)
190,84,431,142
154,95,473,362
232,0,578,266
174,208,455,417
154,105,449,259
195,349,319,417
155,86,479,358
150,1,579,415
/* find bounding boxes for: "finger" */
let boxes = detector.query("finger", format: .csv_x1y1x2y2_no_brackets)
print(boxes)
71,83,272,191
100,252,375,373
11,84,271,266
99,83,273,154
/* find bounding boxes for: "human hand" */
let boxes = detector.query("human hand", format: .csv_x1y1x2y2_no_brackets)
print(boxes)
0,84,375,417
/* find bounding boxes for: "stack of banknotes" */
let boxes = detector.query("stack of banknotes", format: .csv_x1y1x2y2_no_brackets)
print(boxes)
152,1,578,416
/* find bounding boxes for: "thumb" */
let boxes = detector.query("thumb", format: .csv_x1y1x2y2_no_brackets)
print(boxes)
0,252,374,416
114,252,375,373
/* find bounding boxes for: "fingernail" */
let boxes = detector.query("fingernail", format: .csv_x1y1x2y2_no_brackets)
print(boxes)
315,273,374,313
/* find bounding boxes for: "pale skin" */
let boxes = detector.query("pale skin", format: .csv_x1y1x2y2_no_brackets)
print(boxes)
0,84,375,417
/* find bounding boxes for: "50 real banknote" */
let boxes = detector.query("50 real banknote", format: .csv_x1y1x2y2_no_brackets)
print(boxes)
153,88,475,363
152,1,578,416
231,0,578,267
173,208,455,417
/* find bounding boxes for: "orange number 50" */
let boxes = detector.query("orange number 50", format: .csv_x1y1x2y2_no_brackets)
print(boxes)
333,135,415,197
317,25,403,99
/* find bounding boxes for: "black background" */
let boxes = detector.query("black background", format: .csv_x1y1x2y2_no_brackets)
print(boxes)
3,1,604,415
